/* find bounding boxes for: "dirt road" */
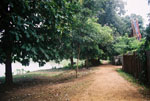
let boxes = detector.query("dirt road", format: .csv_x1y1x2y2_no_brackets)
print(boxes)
71,65,147,101
1,64,149,101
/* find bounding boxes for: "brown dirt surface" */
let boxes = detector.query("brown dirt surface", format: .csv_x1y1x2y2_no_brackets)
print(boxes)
71,65,149,101
0,64,149,101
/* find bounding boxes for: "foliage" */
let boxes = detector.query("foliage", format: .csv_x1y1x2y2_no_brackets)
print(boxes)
113,35,143,55
0,0,117,83
0,0,78,84
145,24,150,50
1,0,147,84
127,0,150,84
97,0,126,35
59,0,114,68
79,18,113,60
0,0,76,65
96,0,145,37
135,24,150,84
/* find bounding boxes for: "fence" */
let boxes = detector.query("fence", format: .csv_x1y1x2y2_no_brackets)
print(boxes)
122,51,150,82
146,51,150,82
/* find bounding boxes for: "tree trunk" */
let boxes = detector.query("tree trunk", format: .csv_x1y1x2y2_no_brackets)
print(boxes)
86,57,89,69
76,45,80,78
70,56,74,68
5,52,13,85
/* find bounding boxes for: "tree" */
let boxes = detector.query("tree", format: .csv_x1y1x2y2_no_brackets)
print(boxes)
58,0,114,76
145,25,150,50
80,19,113,66
71,0,101,77
97,0,126,35
113,35,143,55
58,0,98,77
0,0,76,85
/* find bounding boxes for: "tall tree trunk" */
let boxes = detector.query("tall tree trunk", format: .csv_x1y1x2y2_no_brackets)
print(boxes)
86,57,89,69
70,42,74,68
70,56,74,68
76,45,80,78
5,51,13,85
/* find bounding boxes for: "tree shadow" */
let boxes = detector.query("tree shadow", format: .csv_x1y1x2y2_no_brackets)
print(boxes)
0,69,75,94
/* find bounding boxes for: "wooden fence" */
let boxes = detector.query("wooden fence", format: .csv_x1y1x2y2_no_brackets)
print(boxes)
122,51,150,82
146,51,150,82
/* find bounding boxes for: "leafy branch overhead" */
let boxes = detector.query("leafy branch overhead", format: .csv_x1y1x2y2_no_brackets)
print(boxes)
0,0,79,84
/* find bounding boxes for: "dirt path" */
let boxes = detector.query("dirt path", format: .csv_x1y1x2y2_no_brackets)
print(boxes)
71,65,147,101
1,64,148,101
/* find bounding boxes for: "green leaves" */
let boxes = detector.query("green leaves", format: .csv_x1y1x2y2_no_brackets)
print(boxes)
58,0,115,61
113,35,143,55
0,0,78,66
97,0,126,35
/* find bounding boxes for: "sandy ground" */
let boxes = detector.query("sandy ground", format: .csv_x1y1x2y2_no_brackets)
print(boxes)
0,64,149,101
71,65,148,101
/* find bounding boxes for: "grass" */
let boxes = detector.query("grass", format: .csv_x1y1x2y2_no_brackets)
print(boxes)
0,66,93,99
0,68,65,84
116,68,150,88
116,68,150,99
0,59,85,84
0,69,93,101
116,68,139,85
0,68,71,94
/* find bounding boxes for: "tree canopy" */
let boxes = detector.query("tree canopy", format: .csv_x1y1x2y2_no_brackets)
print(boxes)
0,0,78,84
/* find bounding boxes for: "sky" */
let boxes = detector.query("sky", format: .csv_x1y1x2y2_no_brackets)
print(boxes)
123,0,150,27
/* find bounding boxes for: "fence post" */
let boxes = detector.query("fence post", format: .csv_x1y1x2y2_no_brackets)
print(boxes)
122,55,125,71
146,51,150,83
122,53,144,80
